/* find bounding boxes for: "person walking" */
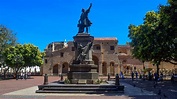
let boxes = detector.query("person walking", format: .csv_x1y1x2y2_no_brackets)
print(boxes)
131,71,134,81
135,71,138,79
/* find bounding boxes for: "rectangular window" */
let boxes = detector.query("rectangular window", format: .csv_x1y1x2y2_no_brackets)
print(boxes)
45,59,48,64
71,47,75,51
60,52,64,57
96,46,100,50
110,46,115,50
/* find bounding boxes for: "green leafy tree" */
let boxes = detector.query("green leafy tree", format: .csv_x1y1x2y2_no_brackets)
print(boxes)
3,44,44,79
158,0,177,64
0,25,16,79
3,44,24,79
22,44,44,68
128,0,177,76
129,11,167,75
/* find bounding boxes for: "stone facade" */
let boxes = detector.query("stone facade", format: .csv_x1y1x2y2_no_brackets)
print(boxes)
118,45,176,76
41,38,176,76
41,38,119,76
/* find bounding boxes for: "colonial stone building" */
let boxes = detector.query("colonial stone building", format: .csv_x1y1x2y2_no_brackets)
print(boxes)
41,38,176,76
117,45,176,76
41,38,120,76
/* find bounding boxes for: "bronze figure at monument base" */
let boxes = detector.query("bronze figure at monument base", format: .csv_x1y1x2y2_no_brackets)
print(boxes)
67,32,98,84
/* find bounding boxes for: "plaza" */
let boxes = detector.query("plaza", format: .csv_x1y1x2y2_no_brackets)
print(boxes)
0,0,177,99
0,76,177,99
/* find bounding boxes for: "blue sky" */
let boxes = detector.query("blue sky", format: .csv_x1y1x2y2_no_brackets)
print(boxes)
0,0,167,51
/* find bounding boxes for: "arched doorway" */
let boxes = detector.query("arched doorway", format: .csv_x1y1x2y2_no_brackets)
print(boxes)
110,62,115,75
62,62,69,74
92,55,99,72
53,64,58,75
102,62,107,75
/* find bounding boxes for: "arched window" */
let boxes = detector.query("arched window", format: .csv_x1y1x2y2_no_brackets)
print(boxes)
110,62,115,66
54,45,60,50
93,44,101,50
48,44,52,49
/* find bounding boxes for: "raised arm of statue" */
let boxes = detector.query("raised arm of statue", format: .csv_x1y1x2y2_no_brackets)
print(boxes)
86,3,92,13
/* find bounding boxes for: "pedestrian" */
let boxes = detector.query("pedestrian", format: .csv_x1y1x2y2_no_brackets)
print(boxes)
154,72,158,83
131,71,134,81
158,72,163,81
122,72,124,79
171,73,174,83
148,71,151,81
120,71,124,79
135,71,138,79
20,72,23,80
24,72,27,80
139,74,142,79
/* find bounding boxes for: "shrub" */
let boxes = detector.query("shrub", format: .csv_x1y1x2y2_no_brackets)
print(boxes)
64,78,70,84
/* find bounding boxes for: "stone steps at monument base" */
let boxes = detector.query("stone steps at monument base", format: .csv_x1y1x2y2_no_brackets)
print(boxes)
36,90,124,94
36,84,124,93
39,84,118,88
38,84,123,89
42,87,121,91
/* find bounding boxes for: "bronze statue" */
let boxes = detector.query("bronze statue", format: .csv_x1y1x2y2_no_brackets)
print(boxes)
78,3,92,33
75,42,92,64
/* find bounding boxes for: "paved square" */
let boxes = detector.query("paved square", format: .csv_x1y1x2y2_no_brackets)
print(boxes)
1,76,176,99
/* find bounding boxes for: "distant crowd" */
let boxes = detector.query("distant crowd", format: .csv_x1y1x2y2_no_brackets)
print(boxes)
119,71,176,82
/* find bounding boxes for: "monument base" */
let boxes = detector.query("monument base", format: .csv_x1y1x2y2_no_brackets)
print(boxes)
68,64,98,84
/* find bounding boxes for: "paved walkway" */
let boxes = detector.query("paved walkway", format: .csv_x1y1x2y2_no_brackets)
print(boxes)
0,76,176,99
2,82,156,96
122,78,177,99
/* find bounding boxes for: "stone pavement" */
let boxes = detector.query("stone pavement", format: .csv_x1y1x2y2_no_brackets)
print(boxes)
0,76,176,99
122,78,177,99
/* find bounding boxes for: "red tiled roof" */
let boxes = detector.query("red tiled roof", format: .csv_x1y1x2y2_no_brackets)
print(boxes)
94,38,117,41
118,45,131,48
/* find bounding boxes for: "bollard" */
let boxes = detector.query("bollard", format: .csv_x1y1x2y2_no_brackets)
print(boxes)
115,74,120,86
43,74,48,85
61,74,63,81
108,73,110,81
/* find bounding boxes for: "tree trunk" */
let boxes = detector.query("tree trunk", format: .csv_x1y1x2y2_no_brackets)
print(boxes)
156,64,159,78
143,61,145,70
3,67,9,79
15,68,19,80
15,70,18,80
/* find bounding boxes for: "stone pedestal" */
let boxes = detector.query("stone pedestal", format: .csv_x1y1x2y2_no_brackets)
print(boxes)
73,33,94,63
68,64,98,84
67,33,98,84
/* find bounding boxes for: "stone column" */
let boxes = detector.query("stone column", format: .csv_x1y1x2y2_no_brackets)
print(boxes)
87,49,93,62
114,64,118,75
50,66,53,76
99,62,102,75
107,64,110,75
52,42,54,52
58,63,62,74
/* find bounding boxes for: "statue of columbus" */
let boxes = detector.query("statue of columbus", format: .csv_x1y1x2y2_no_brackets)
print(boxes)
78,3,92,33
